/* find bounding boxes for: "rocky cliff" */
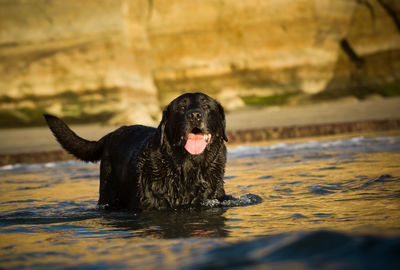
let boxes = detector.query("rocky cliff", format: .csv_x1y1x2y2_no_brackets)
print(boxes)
149,0,400,106
0,0,158,126
0,0,399,126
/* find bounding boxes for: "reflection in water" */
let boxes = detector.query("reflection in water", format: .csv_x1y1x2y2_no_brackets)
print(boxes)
1,134,400,269
99,208,229,239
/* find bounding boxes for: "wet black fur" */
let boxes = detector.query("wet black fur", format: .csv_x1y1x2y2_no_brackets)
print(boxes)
44,93,228,211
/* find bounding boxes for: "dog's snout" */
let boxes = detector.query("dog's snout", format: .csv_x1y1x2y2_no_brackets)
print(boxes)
188,110,202,122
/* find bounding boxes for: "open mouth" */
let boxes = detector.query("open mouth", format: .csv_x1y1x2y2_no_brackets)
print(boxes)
184,127,211,155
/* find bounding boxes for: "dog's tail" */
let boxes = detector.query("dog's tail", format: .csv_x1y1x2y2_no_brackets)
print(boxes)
44,114,104,162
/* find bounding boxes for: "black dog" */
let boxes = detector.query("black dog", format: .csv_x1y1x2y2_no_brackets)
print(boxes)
44,92,228,211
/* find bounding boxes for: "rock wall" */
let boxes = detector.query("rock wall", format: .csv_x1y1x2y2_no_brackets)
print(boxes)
148,0,400,106
0,0,158,126
149,0,354,101
0,0,399,126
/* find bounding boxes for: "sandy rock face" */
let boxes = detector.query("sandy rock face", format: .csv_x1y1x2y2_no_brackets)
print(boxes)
0,0,399,126
0,0,158,126
149,0,400,105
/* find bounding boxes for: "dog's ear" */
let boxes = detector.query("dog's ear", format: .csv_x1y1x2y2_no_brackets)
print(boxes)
156,105,170,148
217,102,228,142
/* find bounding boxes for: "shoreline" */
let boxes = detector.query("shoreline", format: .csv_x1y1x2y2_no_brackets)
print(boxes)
1,118,399,166
1,96,400,166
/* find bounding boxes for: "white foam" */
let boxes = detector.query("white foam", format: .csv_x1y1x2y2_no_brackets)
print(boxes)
228,136,400,159
202,194,263,208
0,160,93,171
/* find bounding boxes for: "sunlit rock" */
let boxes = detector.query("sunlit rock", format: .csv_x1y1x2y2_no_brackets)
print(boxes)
1,0,399,126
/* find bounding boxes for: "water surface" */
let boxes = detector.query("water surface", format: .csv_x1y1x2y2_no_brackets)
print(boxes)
1,134,400,269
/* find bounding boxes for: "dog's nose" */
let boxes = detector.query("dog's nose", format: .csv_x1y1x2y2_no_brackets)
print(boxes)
188,111,202,122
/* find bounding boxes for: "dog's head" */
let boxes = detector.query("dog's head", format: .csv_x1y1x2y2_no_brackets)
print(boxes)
156,92,228,156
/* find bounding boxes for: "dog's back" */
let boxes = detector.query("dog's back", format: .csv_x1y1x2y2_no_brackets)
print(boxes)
96,124,156,209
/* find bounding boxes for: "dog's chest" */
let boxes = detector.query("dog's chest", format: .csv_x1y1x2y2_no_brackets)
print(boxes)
138,155,214,209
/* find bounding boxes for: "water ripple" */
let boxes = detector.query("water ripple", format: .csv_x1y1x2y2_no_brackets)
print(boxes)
186,231,400,270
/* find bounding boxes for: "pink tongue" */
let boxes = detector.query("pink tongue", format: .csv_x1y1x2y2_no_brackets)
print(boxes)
184,133,208,155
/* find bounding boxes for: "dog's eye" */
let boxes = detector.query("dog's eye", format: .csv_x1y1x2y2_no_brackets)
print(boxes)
178,105,186,112
202,104,210,110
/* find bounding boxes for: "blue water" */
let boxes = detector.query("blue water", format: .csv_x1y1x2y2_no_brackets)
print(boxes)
1,135,400,269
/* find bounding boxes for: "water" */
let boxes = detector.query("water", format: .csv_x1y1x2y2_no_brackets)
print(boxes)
1,134,400,269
